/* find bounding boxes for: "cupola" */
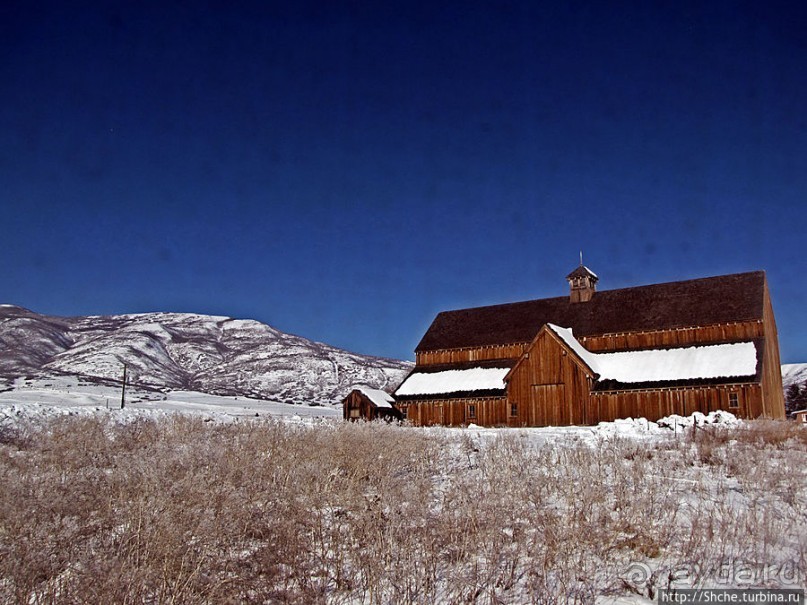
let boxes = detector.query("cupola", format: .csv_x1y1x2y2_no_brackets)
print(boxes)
566,262,598,303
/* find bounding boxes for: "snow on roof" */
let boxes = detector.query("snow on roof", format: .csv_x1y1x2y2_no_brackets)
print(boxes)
395,367,509,397
353,386,394,408
547,324,600,370
566,264,598,280
547,324,757,384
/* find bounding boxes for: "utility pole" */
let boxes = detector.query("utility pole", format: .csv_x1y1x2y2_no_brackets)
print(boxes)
120,363,127,409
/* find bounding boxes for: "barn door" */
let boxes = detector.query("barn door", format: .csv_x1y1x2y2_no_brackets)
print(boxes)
434,404,444,426
531,384,567,426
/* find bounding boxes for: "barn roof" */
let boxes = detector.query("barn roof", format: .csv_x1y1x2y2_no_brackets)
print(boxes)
415,271,766,352
395,366,509,398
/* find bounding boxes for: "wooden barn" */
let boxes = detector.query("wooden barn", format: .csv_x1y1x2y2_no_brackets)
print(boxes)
342,386,402,422
394,267,785,427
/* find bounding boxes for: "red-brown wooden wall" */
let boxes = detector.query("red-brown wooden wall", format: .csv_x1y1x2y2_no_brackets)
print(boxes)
404,277,786,426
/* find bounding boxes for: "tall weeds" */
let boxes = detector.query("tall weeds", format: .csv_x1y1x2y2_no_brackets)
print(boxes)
0,416,804,603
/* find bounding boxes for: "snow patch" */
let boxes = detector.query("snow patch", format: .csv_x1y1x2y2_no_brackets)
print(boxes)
0,380,341,427
589,411,741,440
656,410,740,430
352,386,394,408
593,416,662,439
548,324,757,384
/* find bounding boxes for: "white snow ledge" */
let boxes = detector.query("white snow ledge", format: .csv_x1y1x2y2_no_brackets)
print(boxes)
395,367,509,397
548,324,758,384
354,386,394,408
395,327,758,399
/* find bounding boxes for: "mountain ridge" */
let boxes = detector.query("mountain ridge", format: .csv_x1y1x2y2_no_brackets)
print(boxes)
0,305,411,405
783,363,807,393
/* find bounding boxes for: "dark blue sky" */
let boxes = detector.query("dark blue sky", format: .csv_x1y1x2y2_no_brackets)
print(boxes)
2,1,806,362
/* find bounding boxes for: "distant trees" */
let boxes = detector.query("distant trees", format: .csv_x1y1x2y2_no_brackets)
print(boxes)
785,380,807,415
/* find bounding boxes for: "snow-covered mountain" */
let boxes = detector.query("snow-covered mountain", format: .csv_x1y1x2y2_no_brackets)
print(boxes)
0,305,412,405
782,363,807,391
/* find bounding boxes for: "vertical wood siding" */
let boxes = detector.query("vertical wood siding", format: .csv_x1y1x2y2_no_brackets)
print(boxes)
506,330,592,426
416,321,767,366
404,397,508,427
588,383,762,422
408,317,780,426
343,391,373,421
580,321,764,352
415,344,528,366
342,391,401,422
760,281,786,418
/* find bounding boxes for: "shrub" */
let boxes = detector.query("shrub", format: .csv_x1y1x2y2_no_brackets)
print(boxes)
0,416,804,603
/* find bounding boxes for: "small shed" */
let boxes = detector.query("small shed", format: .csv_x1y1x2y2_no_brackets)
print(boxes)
342,386,402,422
793,410,807,424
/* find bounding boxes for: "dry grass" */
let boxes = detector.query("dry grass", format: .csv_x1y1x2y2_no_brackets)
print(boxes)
0,416,805,603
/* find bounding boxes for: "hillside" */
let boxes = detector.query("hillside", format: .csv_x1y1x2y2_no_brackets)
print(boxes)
782,362,807,391
0,305,411,405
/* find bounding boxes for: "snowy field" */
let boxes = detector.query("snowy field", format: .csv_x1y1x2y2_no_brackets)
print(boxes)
0,376,341,425
0,380,805,603
0,376,734,441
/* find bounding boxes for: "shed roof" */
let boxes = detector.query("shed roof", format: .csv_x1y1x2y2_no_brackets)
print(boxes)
416,271,766,352
350,386,394,408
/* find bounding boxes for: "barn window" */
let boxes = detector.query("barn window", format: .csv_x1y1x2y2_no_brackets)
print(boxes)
468,404,476,419
350,408,360,418
510,403,518,417
728,392,739,408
